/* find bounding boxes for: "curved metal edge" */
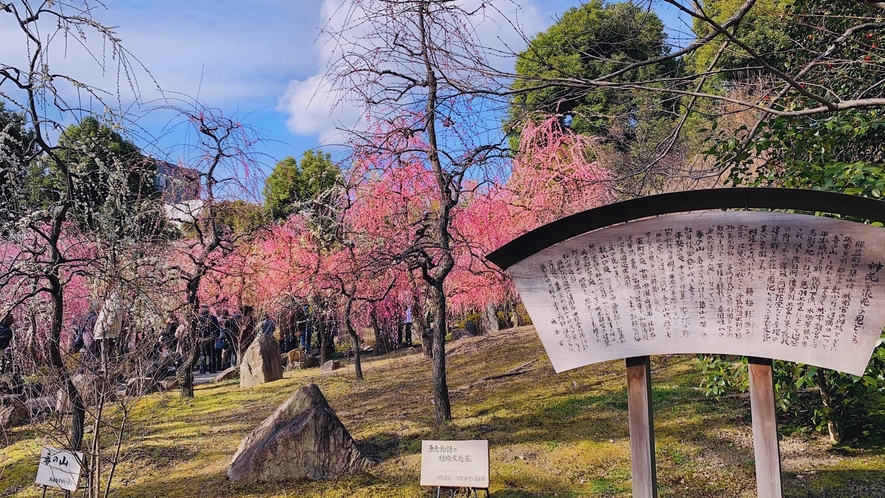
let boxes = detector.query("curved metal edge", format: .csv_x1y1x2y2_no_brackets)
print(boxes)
486,188,885,269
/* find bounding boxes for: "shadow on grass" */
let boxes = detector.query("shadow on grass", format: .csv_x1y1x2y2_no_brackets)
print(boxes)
358,431,410,462
784,469,885,497
125,441,202,466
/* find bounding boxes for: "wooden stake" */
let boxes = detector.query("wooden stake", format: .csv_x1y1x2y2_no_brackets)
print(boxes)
626,356,657,498
748,357,782,498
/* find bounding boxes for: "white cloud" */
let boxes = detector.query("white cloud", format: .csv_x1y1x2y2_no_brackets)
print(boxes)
0,0,576,160
278,74,358,147
0,1,321,111
276,0,567,144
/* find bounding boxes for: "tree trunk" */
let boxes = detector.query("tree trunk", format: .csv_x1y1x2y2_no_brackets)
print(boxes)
482,303,499,335
64,375,86,450
430,283,451,423
344,300,363,381
371,305,388,356
816,369,842,443
48,276,86,450
178,333,199,399
407,274,432,358
318,319,334,365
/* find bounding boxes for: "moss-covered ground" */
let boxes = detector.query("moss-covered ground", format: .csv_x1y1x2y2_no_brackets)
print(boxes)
3,326,885,497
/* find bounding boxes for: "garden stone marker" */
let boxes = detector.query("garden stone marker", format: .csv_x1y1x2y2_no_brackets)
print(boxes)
0,395,28,428
240,333,283,388
483,304,499,334
227,383,369,481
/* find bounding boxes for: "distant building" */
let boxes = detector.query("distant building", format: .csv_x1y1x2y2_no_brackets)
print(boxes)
150,159,203,226
153,159,201,203
164,198,204,227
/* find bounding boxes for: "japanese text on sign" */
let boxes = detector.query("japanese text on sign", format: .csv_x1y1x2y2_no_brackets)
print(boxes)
35,446,84,492
420,440,489,488
510,212,885,375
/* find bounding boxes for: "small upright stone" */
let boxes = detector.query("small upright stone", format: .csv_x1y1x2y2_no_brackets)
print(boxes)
240,333,283,388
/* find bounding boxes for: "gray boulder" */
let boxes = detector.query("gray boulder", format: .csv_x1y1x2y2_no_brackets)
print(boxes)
240,333,283,388
214,366,239,383
302,355,319,368
227,384,369,482
125,377,160,397
159,377,179,391
55,372,108,412
0,395,29,428
320,360,342,373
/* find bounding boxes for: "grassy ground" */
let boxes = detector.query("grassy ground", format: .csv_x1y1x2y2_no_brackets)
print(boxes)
3,326,885,497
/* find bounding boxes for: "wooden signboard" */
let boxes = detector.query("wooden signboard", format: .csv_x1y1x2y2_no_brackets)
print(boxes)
420,440,489,489
487,190,885,498
508,211,885,376
35,446,84,492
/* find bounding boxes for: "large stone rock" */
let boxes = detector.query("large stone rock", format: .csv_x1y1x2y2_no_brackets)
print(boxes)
125,377,160,397
227,384,369,482
302,355,319,369
0,395,28,428
55,372,109,412
214,366,239,383
25,396,54,417
320,360,342,373
240,333,283,388
159,377,179,391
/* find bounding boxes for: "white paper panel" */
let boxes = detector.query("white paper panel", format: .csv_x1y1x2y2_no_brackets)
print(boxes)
511,212,885,375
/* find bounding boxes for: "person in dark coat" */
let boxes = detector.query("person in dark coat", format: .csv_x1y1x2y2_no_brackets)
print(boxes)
196,305,220,374
0,312,15,375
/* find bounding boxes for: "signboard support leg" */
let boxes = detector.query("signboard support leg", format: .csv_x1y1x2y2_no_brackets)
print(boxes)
626,356,657,498
748,357,782,498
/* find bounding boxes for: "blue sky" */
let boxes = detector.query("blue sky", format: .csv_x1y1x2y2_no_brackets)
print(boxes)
1,0,694,194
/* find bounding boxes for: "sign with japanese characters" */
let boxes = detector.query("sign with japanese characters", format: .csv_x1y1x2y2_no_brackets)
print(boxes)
35,446,84,491
509,212,885,375
420,440,489,488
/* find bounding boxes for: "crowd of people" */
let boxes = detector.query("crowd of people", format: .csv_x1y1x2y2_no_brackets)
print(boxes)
0,293,422,387
68,299,261,377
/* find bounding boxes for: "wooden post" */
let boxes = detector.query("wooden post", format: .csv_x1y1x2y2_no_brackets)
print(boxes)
748,357,782,498
626,356,657,498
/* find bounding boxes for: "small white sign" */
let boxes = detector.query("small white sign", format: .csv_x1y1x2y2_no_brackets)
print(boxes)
420,440,489,488
35,446,84,492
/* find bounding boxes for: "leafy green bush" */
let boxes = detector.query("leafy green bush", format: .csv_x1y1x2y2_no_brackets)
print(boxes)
697,345,885,442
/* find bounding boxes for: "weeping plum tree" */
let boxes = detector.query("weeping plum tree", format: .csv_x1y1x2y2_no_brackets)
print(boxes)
0,3,181,496
159,102,265,398
508,0,679,195
0,0,157,453
324,0,513,423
